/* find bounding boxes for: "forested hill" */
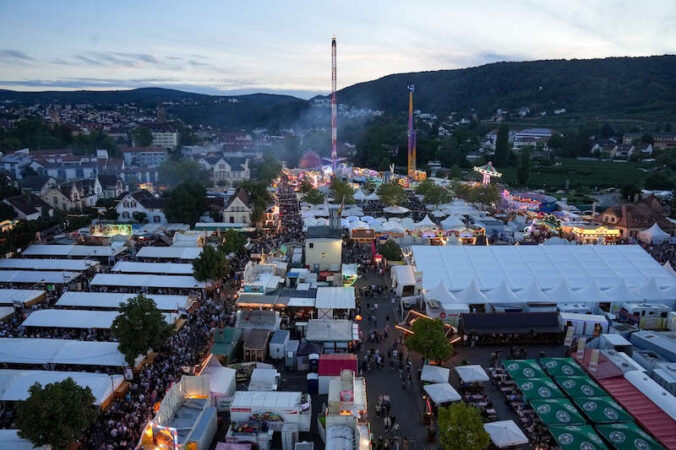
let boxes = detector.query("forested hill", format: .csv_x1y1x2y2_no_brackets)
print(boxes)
333,55,676,121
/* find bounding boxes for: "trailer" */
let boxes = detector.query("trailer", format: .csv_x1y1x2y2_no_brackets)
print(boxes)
559,312,608,336
230,391,312,432
269,330,290,360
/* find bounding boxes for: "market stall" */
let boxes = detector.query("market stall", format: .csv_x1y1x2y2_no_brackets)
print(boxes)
483,420,529,448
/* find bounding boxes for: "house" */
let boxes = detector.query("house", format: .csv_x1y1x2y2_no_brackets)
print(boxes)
222,188,252,225
199,156,250,186
638,144,653,156
20,175,57,197
97,174,125,199
0,149,32,179
600,195,675,239
513,128,553,149
121,146,167,168
591,139,618,157
305,224,342,273
3,194,54,220
41,178,102,211
613,144,635,159
653,132,676,150
116,190,167,223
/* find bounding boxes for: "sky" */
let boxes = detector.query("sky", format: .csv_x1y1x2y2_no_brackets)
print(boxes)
0,0,674,99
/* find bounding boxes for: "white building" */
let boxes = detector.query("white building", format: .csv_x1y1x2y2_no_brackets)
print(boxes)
116,190,167,223
151,129,179,149
122,147,167,168
199,156,250,186
305,226,342,272
513,128,553,149
223,188,252,225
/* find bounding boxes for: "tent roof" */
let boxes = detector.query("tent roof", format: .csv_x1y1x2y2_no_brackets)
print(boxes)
485,279,521,304
600,278,642,302
421,365,450,383
318,354,357,376
572,279,606,302
383,205,410,214
21,309,176,329
516,280,553,303
638,222,670,244
353,189,367,201
516,377,564,400
411,245,675,293
455,365,489,383
548,425,608,450
595,423,665,450
426,280,460,305
392,265,416,287
483,421,529,448
315,287,355,310
632,277,673,301
306,319,357,342
55,291,191,311
502,359,547,379
544,280,584,304
415,215,437,229
136,246,202,260
90,273,205,288
111,261,193,275
423,382,461,405
0,258,97,271
0,271,81,284
530,398,586,425
22,244,123,257
0,289,44,306
0,338,129,367
454,280,491,304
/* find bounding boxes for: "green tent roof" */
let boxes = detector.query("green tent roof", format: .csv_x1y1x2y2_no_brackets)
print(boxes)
531,398,586,426
517,377,564,400
555,375,607,398
572,397,634,424
503,359,546,379
541,357,586,377
595,423,665,450
550,425,609,450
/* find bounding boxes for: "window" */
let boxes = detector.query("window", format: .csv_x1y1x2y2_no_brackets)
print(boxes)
122,211,130,219
153,215,161,223
309,243,314,248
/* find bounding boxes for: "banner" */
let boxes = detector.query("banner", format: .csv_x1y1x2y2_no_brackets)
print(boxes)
564,326,575,347
576,337,586,359
589,349,600,372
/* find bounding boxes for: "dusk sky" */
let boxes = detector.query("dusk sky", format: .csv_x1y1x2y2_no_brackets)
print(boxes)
1,0,674,98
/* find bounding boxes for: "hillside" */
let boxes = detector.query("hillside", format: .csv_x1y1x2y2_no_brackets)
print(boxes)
334,55,676,122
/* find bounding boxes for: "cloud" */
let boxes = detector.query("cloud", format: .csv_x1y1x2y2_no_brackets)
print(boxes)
0,49,34,62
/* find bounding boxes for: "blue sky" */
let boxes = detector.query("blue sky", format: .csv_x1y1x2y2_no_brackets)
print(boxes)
0,0,674,98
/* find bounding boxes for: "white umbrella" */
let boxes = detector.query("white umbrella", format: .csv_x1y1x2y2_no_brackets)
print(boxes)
384,205,410,214
455,365,489,383
484,421,529,448
421,364,450,383
423,382,461,405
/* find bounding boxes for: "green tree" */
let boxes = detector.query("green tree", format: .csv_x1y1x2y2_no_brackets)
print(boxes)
424,184,455,206
437,403,489,450
254,152,283,183
16,378,96,450
620,181,642,201
473,183,500,208
330,178,355,204
448,165,462,180
415,179,435,196
158,159,205,188
303,188,326,205
250,204,265,225
239,181,272,211
377,239,402,261
193,244,230,281
516,148,531,186
165,182,206,226
377,183,407,207
220,228,247,255
494,124,510,166
111,294,174,366
131,126,153,147
405,318,453,362
299,179,314,194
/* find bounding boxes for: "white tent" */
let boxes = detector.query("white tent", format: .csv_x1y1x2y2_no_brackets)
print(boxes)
633,277,673,302
455,365,489,384
415,215,437,229
0,307,13,321
366,191,380,201
441,215,464,231
515,280,552,303
383,206,410,214
453,280,490,304
353,189,367,202
111,261,193,275
638,223,671,244
664,261,676,276
544,279,584,304
431,210,447,218
484,421,529,448
400,217,416,230
55,292,191,311
572,279,606,303
0,258,97,271
421,365,450,383
21,309,177,329
485,280,521,304
0,338,130,367
423,382,461,405
543,237,572,245
426,280,457,304
600,279,642,302
382,221,405,233
90,273,206,289
136,246,202,260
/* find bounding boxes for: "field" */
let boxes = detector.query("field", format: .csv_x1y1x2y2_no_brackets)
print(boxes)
499,158,648,189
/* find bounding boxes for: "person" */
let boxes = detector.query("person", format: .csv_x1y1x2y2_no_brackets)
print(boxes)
384,415,391,431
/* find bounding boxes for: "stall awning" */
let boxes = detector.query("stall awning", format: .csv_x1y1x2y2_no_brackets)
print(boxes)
423,382,461,405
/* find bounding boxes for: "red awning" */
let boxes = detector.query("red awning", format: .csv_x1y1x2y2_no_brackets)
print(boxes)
574,349,624,379
318,354,357,376
598,377,676,450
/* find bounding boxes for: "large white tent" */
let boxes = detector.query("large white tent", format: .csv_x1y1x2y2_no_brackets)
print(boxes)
91,273,205,289
455,365,489,383
56,292,192,311
632,277,673,302
516,280,552,303
0,429,47,450
0,259,98,271
638,223,671,244
0,307,13,321
0,369,123,405
21,309,177,329
0,338,130,367
485,280,521,304
421,364,450,383
353,189,367,202
412,245,676,304
440,215,465,231
111,261,193,275
484,421,529,448
22,244,123,258
0,271,81,284
136,246,202,260
0,289,44,306
423,382,461,405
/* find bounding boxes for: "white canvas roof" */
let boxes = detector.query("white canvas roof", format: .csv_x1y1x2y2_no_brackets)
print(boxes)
0,429,47,450
572,279,606,302
421,365,450,383
55,292,191,311
231,391,301,410
441,215,464,230
91,273,205,289
484,420,529,448
0,369,123,405
392,265,416,287
454,280,490,304
638,223,671,244
136,246,202,260
353,189,367,201
412,245,675,304
0,271,81,284
455,365,490,383
111,261,193,275
0,307,13,321
0,289,44,306
632,277,673,302
22,245,123,258
485,280,521,304
544,279,584,304
316,287,355,310
21,309,177,329
0,338,128,367
383,206,409,214
286,297,316,308
0,259,98,271
415,215,437,229
306,319,358,342
600,279,642,302
423,382,461,405
425,280,461,305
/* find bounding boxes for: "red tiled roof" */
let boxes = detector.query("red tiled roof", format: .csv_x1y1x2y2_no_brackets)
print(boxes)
318,354,357,376
598,377,676,450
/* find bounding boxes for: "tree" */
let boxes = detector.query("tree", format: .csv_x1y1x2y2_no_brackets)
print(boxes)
250,204,265,225
423,184,455,206
165,182,206,226
329,178,355,204
220,229,247,255
239,180,272,209
193,244,230,281
131,126,153,147
254,152,282,183
494,124,510,166
415,179,435,196
377,239,402,261
620,181,642,202
299,179,314,194
16,377,96,450
111,294,173,366
473,183,500,208
448,165,462,180
516,148,531,186
303,188,326,205
377,183,407,206
437,403,489,450
405,318,453,362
